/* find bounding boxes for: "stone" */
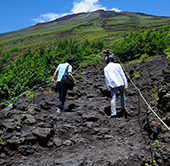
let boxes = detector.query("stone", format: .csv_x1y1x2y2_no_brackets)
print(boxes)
53,137,62,147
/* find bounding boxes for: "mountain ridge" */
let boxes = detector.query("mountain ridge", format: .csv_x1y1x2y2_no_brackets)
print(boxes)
1,10,170,53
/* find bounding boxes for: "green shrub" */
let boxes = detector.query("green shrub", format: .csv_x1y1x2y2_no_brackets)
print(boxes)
0,39,104,102
139,53,149,61
133,71,141,79
76,73,82,78
10,48,22,53
151,88,159,101
113,24,170,62
0,142,4,149
165,49,170,68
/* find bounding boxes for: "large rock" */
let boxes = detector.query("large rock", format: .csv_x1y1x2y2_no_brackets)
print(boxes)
32,127,54,146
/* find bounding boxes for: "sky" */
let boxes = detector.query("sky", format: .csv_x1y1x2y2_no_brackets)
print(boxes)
0,0,170,34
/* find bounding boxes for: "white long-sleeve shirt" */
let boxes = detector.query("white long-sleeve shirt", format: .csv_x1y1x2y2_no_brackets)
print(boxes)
104,62,128,91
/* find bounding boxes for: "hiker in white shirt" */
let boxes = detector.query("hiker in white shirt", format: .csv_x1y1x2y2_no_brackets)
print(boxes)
104,57,128,118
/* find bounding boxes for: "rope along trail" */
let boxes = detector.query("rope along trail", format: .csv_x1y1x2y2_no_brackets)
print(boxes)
116,56,170,132
1,58,170,132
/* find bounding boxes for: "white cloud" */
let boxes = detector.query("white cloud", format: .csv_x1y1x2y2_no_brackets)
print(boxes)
109,8,121,12
32,13,68,24
32,0,121,24
71,0,106,14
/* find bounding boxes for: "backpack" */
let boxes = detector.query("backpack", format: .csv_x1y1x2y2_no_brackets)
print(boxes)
60,65,74,90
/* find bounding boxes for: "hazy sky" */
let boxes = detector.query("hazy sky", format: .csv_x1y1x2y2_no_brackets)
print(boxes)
0,0,170,34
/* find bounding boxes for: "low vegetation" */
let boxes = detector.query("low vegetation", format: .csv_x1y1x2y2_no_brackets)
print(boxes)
112,23,170,61
0,39,104,102
1,11,170,103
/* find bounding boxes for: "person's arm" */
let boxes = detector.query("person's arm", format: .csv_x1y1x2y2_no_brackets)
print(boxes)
68,72,76,84
51,70,58,84
104,69,112,91
119,65,128,88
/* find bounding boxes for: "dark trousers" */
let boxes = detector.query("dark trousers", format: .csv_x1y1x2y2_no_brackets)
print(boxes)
56,82,67,109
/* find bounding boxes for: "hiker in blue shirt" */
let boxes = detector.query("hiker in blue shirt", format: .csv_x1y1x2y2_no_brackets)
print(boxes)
51,57,76,113
109,52,114,58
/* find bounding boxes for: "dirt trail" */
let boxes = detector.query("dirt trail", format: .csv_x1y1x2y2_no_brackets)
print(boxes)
0,55,170,166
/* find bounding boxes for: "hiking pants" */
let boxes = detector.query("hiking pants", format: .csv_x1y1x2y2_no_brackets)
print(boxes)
110,86,125,116
56,82,67,109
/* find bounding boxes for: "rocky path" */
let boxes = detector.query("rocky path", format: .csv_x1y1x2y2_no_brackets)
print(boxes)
0,55,170,166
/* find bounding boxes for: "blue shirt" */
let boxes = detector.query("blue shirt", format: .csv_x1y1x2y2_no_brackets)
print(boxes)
56,62,72,82
109,54,114,58
104,62,128,91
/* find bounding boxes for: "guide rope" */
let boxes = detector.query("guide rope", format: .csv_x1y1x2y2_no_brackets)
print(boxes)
116,56,170,132
2,57,170,132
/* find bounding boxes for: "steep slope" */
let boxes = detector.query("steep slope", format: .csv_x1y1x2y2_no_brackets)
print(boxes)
1,10,170,53
0,55,169,166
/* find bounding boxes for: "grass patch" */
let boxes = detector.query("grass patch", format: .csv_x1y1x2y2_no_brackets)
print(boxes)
0,142,4,149
82,53,101,66
133,71,141,79
151,88,159,101
76,73,82,78
25,90,38,99
126,54,154,66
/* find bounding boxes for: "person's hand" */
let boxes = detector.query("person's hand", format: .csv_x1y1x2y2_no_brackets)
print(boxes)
51,78,55,84
109,85,114,90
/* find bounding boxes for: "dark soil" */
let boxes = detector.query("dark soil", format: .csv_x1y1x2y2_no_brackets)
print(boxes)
0,55,170,166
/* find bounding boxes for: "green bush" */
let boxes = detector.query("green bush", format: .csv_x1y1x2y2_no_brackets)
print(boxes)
164,47,170,68
133,71,141,79
0,39,104,102
113,24,170,62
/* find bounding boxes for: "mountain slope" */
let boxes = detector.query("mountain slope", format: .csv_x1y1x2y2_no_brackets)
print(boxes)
1,10,170,53
0,55,169,165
